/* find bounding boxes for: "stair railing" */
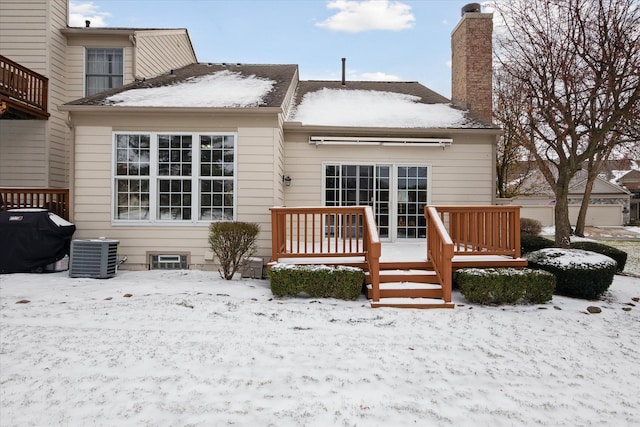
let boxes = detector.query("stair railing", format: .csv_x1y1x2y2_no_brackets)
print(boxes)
425,206,454,303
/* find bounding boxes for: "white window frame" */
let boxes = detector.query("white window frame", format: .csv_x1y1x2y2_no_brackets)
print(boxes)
321,161,431,241
112,132,238,226
85,47,125,96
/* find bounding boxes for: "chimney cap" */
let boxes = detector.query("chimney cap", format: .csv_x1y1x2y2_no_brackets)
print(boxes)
461,3,481,16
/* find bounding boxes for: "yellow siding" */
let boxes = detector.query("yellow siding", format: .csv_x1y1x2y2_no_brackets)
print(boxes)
134,30,197,78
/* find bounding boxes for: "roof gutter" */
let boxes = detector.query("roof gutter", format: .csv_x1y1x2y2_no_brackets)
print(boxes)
59,105,284,115
283,121,503,136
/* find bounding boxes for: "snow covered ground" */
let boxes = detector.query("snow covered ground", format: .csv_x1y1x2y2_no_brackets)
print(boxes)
1,269,639,426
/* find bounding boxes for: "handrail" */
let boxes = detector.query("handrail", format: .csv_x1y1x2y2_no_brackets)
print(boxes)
435,206,521,258
270,206,381,301
0,188,69,220
0,55,49,118
425,207,454,303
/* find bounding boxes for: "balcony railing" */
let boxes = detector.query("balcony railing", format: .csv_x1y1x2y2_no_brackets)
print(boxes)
0,55,49,119
0,188,69,220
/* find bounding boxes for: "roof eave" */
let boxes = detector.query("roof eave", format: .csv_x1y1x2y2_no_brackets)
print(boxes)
283,121,503,136
59,105,284,115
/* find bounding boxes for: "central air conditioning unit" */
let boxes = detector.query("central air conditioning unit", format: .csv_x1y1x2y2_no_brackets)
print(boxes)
69,239,119,278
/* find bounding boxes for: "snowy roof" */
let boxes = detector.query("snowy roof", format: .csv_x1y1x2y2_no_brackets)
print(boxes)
67,63,299,108
288,81,494,129
65,63,495,130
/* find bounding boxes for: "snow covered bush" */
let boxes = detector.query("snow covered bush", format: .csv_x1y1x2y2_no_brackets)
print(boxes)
570,241,627,273
520,217,542,236
455,268,555,305
268,264,364,300
525,249,617,300
208,222,260,280
521,234,555,255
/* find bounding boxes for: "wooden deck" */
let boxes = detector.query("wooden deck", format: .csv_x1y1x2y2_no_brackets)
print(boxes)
270,206,527,309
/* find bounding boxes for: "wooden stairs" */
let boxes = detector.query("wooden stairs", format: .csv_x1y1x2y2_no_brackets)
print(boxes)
366,261,455,309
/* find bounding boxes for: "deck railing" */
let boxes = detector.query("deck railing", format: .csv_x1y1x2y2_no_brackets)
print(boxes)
0,55,49,119
434,206,521,258
270,206,382,300
425,207,454,303
0,188,70,220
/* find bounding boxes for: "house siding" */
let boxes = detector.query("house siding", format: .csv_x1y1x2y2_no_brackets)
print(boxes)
0,0,48,74
133,30,196,79
0,0,69,187
282,132,495,207
65,40,135,98
48,0,70,186
71,113,282,269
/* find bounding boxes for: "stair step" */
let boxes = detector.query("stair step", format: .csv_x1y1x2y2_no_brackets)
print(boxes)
367,282,441,291
371,297,455,309
366,269,439,284
366,282,444,299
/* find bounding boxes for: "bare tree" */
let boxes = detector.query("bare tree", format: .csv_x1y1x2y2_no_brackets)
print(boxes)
494,68,534,198
493,0,640,246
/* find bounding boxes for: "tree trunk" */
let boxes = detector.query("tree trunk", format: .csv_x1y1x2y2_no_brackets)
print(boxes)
554,173,573,248
574,172,597,237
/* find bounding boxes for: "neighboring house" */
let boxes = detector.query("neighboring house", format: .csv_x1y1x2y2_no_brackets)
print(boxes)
617,169,640,224
0,0,197,189
56,6,500,270
499,169,631,226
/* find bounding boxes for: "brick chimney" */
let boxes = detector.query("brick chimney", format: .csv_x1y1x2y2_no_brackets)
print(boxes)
451,3,493,123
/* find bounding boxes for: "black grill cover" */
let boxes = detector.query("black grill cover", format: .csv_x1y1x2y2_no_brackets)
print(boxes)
0,209,76,273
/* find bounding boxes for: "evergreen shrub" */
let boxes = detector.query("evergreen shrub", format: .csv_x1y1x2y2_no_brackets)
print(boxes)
525,248,617,299
268,264,364,300
455,268,555,305
570,241,627,272
521,234,555,254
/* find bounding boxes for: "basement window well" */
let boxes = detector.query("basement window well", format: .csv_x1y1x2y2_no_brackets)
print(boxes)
149,253,189,270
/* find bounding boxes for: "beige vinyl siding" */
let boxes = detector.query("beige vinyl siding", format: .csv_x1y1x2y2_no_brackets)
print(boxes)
0,0,48,74
134,30,196,79
71,113,282,268
65,43,135,97
0,0,70,187
47,0,70,186
283,132,495,207
0,121,47,186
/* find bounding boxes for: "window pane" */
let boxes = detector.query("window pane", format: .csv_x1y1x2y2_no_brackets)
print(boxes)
158,135,192,177
200,178,234,220
158,179,191,221
115,178,149,220
200,135,234,177
86,48,124,96
115,134,150,177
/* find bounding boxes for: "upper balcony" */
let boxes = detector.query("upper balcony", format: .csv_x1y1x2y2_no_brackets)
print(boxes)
0,55,49,120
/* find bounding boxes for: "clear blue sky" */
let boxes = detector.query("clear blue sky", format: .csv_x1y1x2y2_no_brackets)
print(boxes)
70,1,485,98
